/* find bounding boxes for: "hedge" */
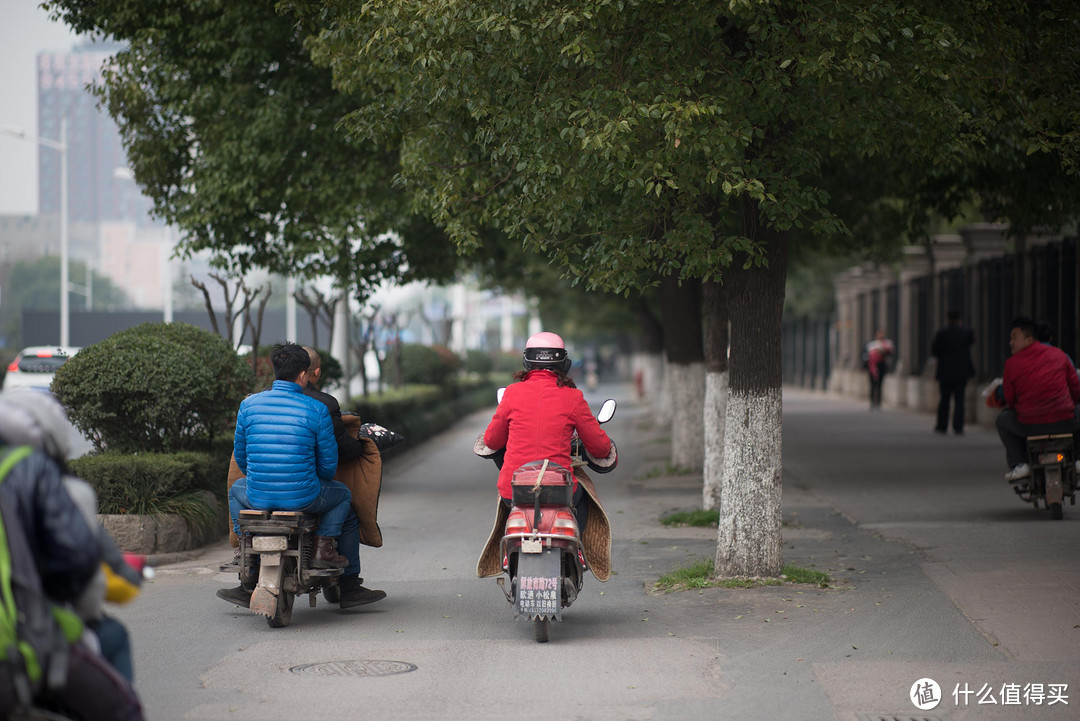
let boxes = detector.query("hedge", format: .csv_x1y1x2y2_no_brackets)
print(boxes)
350,378,497,454
69,448,230,523
52,322,253,453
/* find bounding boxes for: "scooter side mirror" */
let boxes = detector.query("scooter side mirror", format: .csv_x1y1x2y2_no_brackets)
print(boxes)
496,387,506,404
597,398,616,424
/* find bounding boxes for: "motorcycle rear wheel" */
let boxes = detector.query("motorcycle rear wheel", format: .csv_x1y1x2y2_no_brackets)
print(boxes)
533,617,550,643
267,558,296,628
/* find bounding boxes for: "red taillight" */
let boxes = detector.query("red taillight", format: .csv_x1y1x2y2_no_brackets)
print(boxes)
35,351,53,358
551,511,578,537
505,511,529,534
6,359,18,373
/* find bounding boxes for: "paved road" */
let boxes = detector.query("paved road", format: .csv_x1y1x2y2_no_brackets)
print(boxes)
112,385,1078,721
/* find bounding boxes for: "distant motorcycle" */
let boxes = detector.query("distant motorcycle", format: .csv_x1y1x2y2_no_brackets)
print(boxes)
1014,433,1077,520
489,395,616,642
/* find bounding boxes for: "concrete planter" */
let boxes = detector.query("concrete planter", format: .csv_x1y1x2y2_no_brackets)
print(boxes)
99,491,229,556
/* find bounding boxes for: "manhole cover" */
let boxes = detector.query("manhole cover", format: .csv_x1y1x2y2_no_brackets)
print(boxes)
290,660,417,678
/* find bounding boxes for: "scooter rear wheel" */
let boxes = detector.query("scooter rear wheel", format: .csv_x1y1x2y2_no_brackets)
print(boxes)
533,617,550,643
267,558,296,628
1050,502,1064,520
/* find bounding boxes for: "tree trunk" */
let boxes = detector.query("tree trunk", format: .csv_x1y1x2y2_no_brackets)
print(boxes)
702,281,729,511
715,196,788,578
659,275,705,471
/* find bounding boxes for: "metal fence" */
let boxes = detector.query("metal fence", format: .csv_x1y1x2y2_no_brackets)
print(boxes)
785,235,1078,390
781,318,832,389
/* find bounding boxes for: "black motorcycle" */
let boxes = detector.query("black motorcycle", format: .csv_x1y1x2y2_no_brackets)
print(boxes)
1015,433,1077,520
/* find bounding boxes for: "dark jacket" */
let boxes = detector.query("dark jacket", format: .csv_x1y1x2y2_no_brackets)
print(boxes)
234,380,338,510
0,447,99,690
931,323,976,383
303,382,368,462
0,448,99,603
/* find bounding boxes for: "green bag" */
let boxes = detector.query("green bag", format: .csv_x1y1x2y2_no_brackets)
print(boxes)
0,445,84,702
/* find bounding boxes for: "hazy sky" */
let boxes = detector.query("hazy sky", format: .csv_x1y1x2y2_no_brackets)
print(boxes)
0,0,84,215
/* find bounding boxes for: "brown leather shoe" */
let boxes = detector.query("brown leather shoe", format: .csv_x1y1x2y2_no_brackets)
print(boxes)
312,536,348,569
339,576,386,608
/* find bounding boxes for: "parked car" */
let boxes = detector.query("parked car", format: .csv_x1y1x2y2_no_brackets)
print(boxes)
3,346,80,392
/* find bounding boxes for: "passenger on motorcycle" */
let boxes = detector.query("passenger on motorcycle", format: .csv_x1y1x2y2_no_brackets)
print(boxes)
996,316,1080,482
477,332,616,532
219,343,351,607
299,346,386,606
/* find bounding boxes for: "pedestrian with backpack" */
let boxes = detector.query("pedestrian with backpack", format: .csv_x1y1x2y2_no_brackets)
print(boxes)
0,390,143,721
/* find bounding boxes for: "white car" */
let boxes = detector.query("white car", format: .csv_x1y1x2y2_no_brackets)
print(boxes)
3,346,80,393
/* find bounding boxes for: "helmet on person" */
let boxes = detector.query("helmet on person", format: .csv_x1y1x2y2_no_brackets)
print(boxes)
523,331,571,374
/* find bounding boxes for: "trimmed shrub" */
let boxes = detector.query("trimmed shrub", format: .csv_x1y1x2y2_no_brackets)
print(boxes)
493,351,523,375
350,378,497,454
463,349,494,375
52,322,253,453
69,450,229,519
401,343,460,386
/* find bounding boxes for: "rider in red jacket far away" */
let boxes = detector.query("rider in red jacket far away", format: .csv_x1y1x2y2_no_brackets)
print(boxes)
996,316,1080,483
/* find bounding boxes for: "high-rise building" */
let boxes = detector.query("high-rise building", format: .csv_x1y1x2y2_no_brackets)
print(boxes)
37,41,153,226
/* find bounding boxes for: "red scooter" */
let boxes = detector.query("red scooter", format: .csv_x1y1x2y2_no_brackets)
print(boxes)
492,397,616,642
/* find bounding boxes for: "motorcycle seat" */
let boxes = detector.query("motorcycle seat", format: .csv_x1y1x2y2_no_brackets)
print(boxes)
238,509,320,533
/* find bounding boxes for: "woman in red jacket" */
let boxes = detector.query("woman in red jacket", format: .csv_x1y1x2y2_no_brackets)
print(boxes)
478,332,616,532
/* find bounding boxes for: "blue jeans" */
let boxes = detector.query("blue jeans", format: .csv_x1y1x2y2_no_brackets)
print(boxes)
229,477,360,574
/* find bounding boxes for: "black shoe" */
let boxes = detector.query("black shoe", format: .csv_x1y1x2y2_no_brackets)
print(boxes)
339,576,386,608
933,428,947,435
216,584,252,608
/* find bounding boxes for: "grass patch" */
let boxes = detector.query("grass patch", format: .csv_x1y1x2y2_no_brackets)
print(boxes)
779,565,831,587
139,490,218,530
660,509,720,528
653,558,833,593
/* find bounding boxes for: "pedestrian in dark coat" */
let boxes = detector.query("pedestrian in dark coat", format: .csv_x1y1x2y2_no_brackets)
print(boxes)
932,310,976,434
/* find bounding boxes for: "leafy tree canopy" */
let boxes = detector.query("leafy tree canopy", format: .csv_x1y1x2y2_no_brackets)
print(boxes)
45,0,463,302
293,0,977,293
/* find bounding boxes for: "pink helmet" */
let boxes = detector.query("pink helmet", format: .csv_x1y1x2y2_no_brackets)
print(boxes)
523,332,571,374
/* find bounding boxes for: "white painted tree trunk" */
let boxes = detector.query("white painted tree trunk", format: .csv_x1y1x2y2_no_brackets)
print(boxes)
702,369,728,511
669,361,706,471
715,387,783,577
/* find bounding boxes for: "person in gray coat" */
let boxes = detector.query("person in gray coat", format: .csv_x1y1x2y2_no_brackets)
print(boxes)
932,310,976,435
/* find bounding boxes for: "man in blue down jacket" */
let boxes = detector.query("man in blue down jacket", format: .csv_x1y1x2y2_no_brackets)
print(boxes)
218,342,352,607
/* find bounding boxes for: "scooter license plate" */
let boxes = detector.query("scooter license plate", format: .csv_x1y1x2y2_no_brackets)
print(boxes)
516,549,561,619
521,538,543,554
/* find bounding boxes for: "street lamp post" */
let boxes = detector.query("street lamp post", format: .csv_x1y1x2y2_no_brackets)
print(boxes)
1,117,69,346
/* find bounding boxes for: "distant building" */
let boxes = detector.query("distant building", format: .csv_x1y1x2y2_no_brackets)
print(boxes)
37,41,154,226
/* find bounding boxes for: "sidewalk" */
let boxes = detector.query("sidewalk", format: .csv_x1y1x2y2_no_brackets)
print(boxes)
607,386,1078,720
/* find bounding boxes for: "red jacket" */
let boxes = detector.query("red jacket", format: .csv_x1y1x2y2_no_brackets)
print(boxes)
483,370,612,499
1003,342,1080,424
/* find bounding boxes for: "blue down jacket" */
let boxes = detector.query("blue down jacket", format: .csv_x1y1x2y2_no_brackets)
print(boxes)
234,380,338,510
